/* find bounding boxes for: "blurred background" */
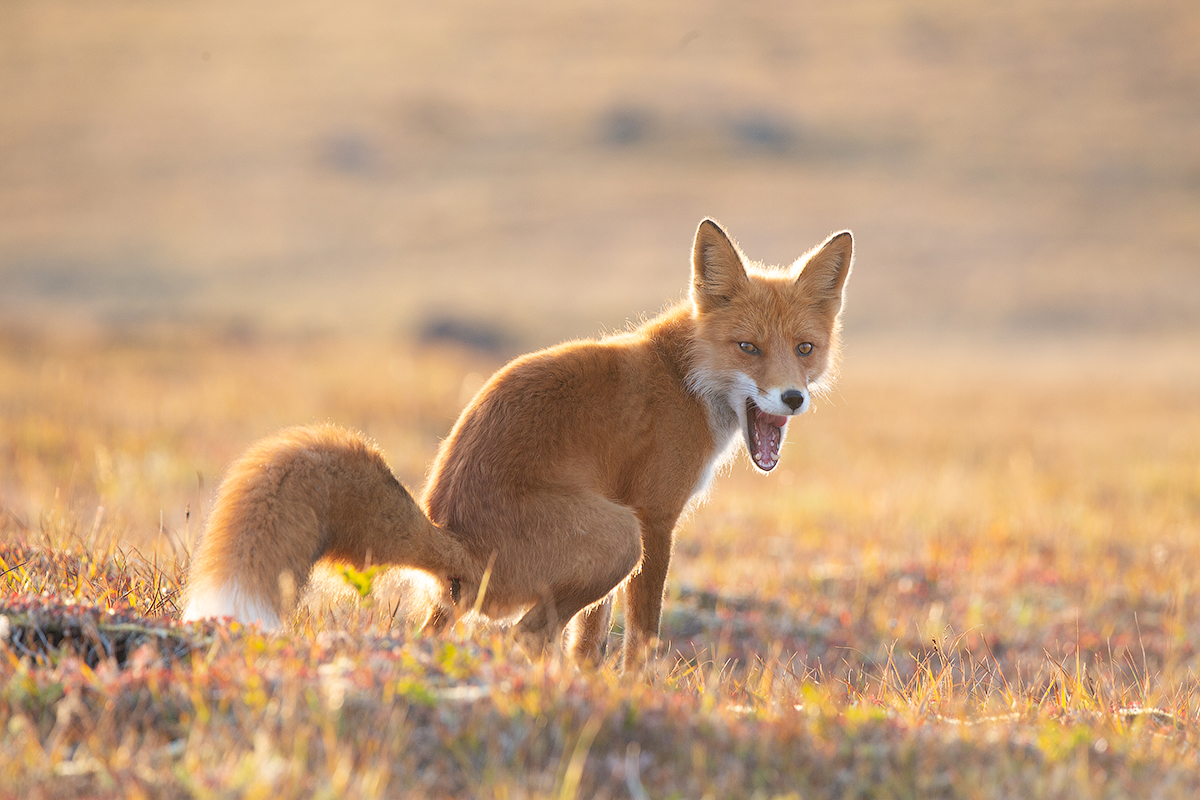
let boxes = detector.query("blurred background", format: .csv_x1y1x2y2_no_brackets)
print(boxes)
2,0,1197,348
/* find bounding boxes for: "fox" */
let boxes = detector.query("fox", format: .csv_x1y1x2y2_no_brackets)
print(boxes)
182,218,853,671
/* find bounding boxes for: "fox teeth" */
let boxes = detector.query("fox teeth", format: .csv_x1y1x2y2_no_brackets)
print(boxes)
749,413,780,470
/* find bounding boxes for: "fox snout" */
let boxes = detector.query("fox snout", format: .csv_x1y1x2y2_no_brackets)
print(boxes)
764,387,809,416
780,388,808,413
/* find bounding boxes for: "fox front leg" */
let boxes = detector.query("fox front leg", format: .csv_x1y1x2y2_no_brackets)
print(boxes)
620,517,675,673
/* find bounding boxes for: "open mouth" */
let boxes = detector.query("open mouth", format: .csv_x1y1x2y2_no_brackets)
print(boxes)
745,399,789,472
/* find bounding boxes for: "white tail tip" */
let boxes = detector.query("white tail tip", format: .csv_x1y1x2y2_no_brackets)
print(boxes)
181,580,283,631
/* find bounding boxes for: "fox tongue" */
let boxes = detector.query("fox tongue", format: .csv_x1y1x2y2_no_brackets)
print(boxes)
749,403,788,472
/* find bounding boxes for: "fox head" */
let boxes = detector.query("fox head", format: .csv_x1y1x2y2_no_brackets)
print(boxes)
688,218,853,472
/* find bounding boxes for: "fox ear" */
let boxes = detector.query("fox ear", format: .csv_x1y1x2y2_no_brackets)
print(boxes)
796,230,853,311
691,218,749,309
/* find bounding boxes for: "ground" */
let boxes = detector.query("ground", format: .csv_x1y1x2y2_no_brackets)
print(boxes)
2,331,1198,798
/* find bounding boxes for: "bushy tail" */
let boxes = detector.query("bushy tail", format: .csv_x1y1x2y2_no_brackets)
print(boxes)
181,424,479,630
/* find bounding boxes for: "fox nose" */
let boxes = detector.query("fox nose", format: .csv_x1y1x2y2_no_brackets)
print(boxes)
781,389,806,412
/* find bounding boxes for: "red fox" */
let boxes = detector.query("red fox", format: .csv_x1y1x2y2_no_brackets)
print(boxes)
182,219,853,670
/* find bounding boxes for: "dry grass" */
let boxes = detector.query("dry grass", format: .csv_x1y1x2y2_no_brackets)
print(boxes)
3,1,1200,795
2,328,1199,798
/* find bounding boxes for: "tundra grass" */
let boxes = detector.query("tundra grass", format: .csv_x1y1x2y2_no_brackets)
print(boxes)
2,328,1199,798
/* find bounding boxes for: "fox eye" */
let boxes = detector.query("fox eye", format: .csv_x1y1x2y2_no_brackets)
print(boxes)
738,342,761,356
796,342,814,356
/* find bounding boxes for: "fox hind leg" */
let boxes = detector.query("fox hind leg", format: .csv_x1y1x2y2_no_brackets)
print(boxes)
510,494,641,658
564,596,614,666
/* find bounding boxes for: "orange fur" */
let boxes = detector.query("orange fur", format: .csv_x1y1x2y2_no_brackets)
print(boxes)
183,219,853,671
182,424,479,629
